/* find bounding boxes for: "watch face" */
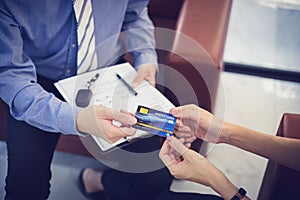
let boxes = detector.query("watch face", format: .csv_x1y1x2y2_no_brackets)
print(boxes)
75,89,93,108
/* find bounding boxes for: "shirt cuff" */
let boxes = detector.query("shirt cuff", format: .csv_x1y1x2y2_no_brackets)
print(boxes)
58,103,87,137
134,52,159,71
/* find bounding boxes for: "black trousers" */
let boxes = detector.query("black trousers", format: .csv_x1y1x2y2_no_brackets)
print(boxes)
102,136,173,200
5,114,60,200
5,76,62,200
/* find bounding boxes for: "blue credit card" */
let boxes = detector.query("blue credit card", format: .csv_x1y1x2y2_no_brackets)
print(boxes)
133,105,177,137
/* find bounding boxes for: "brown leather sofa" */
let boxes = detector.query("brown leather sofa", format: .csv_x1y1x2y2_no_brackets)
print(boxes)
258,113,300,200
0,0,232,156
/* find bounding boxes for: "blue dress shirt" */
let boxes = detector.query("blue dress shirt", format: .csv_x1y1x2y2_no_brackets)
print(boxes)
0,0,157,135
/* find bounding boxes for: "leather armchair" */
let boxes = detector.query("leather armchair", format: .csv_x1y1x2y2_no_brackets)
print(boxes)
258,113,300,200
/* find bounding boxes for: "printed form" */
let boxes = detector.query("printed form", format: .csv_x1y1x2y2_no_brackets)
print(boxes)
55,63,174,151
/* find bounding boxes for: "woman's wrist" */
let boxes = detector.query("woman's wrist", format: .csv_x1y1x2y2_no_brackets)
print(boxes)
219,121,233,144
208,171,238,200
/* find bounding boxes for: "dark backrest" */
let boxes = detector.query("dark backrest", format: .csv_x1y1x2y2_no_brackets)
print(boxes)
0,99,8,140
148,0,183,30
258,113,300,200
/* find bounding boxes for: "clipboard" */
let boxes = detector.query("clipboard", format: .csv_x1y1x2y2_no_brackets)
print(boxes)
54,62,175,152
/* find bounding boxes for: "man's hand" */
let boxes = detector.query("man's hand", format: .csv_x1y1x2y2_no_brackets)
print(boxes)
170,104,224,144
76,105,137,143
132,63,156,88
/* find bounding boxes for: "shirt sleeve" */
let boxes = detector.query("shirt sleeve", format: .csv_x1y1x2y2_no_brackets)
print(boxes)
122,0,158,69
0,7,81,136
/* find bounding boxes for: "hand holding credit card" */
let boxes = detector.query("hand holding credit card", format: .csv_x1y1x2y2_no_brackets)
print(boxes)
133,105,177,137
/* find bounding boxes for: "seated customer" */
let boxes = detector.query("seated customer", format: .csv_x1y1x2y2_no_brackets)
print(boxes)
159,104,300,200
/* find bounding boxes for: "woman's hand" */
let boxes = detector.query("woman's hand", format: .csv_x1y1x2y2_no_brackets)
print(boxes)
159,136,219,185
159,136,241,200
170,104,224,144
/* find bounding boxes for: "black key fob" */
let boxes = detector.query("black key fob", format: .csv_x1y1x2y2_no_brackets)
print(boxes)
75,89,93,108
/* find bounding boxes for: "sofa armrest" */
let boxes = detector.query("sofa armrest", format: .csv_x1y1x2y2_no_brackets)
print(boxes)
258,113,300,200
277,113,300,139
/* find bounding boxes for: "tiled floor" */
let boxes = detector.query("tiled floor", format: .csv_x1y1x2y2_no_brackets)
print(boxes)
1,0,300,199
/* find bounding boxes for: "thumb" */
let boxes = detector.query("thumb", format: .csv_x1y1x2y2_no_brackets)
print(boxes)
168,136,189,157
145,75,156,87
159,140,174,166
168,137,205,160
112,110,137,126
170,107,183,118
170,105,199,120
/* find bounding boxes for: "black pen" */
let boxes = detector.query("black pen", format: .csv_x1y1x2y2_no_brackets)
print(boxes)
116,73,138,96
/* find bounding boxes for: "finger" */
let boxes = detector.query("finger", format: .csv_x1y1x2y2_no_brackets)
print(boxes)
167,136,189,157
159,140,175,166
172,137,185,160
104,126,135,143
175,125,191,133
174,133,192,142
159,140,170,158
112,110,137,126
174,137,196,147
132,74,145,88
179,137,185,144
174,128,193,139
170,105,197,119
120,108,135,117
184,143,191,149
120,126,136,135
162,139,183,163
184,136,197,143
173,134,196,147
145,75,156,87
169,149,179,161
107,136,122,144
173,118,183,127
170,107,183,118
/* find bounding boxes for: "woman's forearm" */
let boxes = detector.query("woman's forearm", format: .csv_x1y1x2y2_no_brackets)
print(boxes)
208,170,250,200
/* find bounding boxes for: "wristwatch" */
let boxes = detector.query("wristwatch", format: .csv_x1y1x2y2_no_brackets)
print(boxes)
231,188,247,200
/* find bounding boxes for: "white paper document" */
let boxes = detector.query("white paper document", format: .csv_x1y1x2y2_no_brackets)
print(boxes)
54,63,174,151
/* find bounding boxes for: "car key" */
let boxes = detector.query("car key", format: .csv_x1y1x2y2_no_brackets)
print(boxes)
75,73,99,108
75,89,93,108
